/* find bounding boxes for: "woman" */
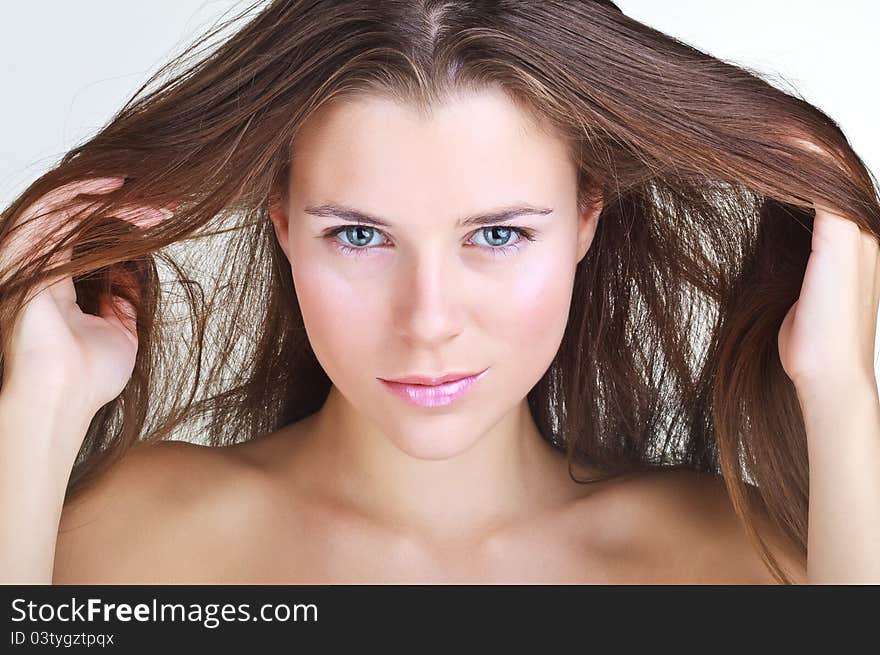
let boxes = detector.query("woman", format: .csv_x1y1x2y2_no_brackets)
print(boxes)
1,0,878,584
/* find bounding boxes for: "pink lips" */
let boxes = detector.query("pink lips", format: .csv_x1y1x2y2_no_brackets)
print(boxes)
379,368,489,408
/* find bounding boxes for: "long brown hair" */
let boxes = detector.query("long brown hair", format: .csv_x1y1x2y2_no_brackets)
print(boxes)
1,0,877,584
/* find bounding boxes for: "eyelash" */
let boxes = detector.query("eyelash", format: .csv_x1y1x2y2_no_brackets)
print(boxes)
322,225,538,259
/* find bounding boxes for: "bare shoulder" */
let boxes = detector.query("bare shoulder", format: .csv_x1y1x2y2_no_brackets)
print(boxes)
53,439,264,584
615,468,808,584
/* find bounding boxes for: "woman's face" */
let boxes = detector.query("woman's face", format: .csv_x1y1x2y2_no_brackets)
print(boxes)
270,87,602,460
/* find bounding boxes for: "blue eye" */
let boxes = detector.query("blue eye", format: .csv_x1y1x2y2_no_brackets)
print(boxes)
322,225,537,259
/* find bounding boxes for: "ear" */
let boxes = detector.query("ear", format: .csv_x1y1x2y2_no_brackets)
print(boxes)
268,195,292,261
576,193,604,263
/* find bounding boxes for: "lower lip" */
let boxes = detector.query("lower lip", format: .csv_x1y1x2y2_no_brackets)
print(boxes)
379,368,489,408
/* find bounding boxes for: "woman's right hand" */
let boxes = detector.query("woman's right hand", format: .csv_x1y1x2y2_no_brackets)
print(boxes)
0,176,171,428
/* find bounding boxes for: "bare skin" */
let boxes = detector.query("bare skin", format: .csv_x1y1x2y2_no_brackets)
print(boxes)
53,414,806,584
17,91,804,586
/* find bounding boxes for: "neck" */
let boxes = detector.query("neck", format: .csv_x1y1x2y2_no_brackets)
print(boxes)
289,384,579,543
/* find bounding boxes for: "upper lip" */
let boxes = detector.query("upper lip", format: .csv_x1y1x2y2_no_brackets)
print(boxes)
381,369,486,386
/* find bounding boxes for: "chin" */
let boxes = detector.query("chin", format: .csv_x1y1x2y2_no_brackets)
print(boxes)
383,422,484,461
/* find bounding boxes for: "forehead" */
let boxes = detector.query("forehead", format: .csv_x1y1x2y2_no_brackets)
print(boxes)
288,88,577,213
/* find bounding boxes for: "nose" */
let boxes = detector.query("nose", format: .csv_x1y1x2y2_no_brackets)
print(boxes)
391,251,465,346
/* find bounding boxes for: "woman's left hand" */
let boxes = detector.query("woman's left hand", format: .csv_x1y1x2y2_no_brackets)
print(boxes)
777,202,880,395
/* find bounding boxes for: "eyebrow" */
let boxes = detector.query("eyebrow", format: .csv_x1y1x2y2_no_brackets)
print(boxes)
302,202,554,228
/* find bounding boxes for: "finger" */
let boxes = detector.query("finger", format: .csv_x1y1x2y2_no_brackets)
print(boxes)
18,176,126,226
3,199,171,288
42,244,78,306
41,200,172,251
96,267,142,346
856,225,879,302
11,242,76,312
1,179,126,277
0,197,105,280
97,293,138,347
874,232,880,307
0,218,71,289
861,227,880,348
810,206,861,259
112,204,174,228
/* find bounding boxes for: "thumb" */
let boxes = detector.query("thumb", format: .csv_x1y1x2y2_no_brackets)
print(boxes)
97,293,138,347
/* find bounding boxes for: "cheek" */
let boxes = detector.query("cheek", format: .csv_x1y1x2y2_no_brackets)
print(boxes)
290,259,380,380
489,254,575,373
